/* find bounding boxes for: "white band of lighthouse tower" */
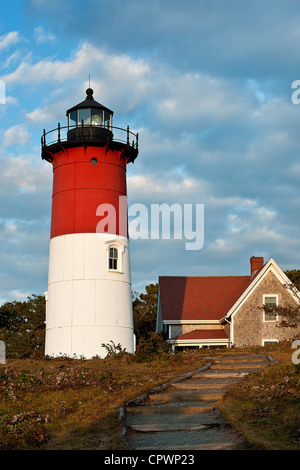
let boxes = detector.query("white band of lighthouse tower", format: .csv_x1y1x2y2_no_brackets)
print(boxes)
46,232,133,359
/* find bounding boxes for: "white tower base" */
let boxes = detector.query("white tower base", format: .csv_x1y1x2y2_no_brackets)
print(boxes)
44,233,134,359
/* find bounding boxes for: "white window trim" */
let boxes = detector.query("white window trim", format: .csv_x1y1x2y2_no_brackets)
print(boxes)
108,246,118,271
262,339,279,346
105,241,125,273
263,294,279,322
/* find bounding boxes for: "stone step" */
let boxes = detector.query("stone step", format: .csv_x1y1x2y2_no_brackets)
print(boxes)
127,423,211,432
214,355,268,363
131,442,240,450
148,391,225,402
126,428,241,450
210,363,267,370
171,381,235,390
192,376,241,385
125,411,224,428
126,402,216,414
191,442,240,450
195,372,248,379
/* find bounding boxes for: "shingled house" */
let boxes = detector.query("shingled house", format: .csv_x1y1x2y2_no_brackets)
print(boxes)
156,257,300,351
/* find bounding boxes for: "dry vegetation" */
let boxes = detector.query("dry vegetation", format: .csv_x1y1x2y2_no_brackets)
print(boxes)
0,351,208,450
217,342,300,450
0,341,299,450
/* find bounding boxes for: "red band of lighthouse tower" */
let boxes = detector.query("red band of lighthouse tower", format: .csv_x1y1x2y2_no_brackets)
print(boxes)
42,89,138,358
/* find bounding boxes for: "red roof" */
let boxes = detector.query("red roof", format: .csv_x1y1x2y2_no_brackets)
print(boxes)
159,275,252,321
171,329,229,341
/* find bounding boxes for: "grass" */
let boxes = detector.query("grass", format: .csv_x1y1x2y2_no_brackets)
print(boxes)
217,341,300,450
0,350,208,450
0,342,299,450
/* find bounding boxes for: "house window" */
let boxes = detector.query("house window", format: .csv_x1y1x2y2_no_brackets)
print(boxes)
263,339,279,346
109,247,118,270
263,295,278,322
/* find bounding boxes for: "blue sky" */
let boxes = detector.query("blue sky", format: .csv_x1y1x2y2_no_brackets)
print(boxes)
1,0,300,303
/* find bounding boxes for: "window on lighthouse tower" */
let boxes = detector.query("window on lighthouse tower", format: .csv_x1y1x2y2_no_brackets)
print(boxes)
109,247,118,270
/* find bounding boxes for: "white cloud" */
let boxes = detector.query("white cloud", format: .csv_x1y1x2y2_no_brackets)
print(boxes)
34,26,56,44
0,31,20,51
5,95,18,106
3,40,252,129
0,153,50,195
128,173,209,203
155,72,251,126
10,290,31,301
3,125,31,147
2,42,105,85
2,39,276,148
26,106,58,124
3,50,23,69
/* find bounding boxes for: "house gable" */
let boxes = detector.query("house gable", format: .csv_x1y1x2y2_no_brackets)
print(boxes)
225,258,300,322
230,269,300,347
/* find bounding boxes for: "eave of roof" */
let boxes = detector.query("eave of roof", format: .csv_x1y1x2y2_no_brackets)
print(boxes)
170,329,229,341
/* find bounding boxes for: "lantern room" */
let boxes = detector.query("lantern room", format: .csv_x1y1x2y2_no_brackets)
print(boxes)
66,88,114,142
67,88,113,128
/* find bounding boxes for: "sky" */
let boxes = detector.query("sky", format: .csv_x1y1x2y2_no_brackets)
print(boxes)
1,0,300,303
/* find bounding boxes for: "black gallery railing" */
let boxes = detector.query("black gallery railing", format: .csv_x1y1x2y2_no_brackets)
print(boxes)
41,122,139,152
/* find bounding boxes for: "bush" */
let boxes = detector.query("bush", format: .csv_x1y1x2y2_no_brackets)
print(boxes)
101,334,172,363
101,341,129,359
134,332,172,362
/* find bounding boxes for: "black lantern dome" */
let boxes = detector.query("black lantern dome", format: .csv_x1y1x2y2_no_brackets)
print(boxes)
67,88,113,127
66,88,114,142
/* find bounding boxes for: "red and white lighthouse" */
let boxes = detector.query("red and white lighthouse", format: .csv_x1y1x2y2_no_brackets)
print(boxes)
42,88,138,358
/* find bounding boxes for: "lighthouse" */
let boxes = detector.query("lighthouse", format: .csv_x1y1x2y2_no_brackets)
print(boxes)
42,88,138,358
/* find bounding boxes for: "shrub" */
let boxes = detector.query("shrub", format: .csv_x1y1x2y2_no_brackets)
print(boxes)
101,341,130,359
134,332,172,362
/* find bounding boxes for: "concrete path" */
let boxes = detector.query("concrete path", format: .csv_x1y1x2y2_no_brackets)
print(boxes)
121,354,273,450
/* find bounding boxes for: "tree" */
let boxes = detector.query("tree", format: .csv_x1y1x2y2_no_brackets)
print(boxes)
0,295,45,358
132,283,158,343
285,270,300,290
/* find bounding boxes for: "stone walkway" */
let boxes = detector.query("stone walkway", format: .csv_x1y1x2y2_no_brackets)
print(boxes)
121,354,273,450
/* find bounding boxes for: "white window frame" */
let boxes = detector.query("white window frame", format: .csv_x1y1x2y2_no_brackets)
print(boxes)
108,246,118,271
105,240,126,274
262,339,279,346
263,294,279,322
